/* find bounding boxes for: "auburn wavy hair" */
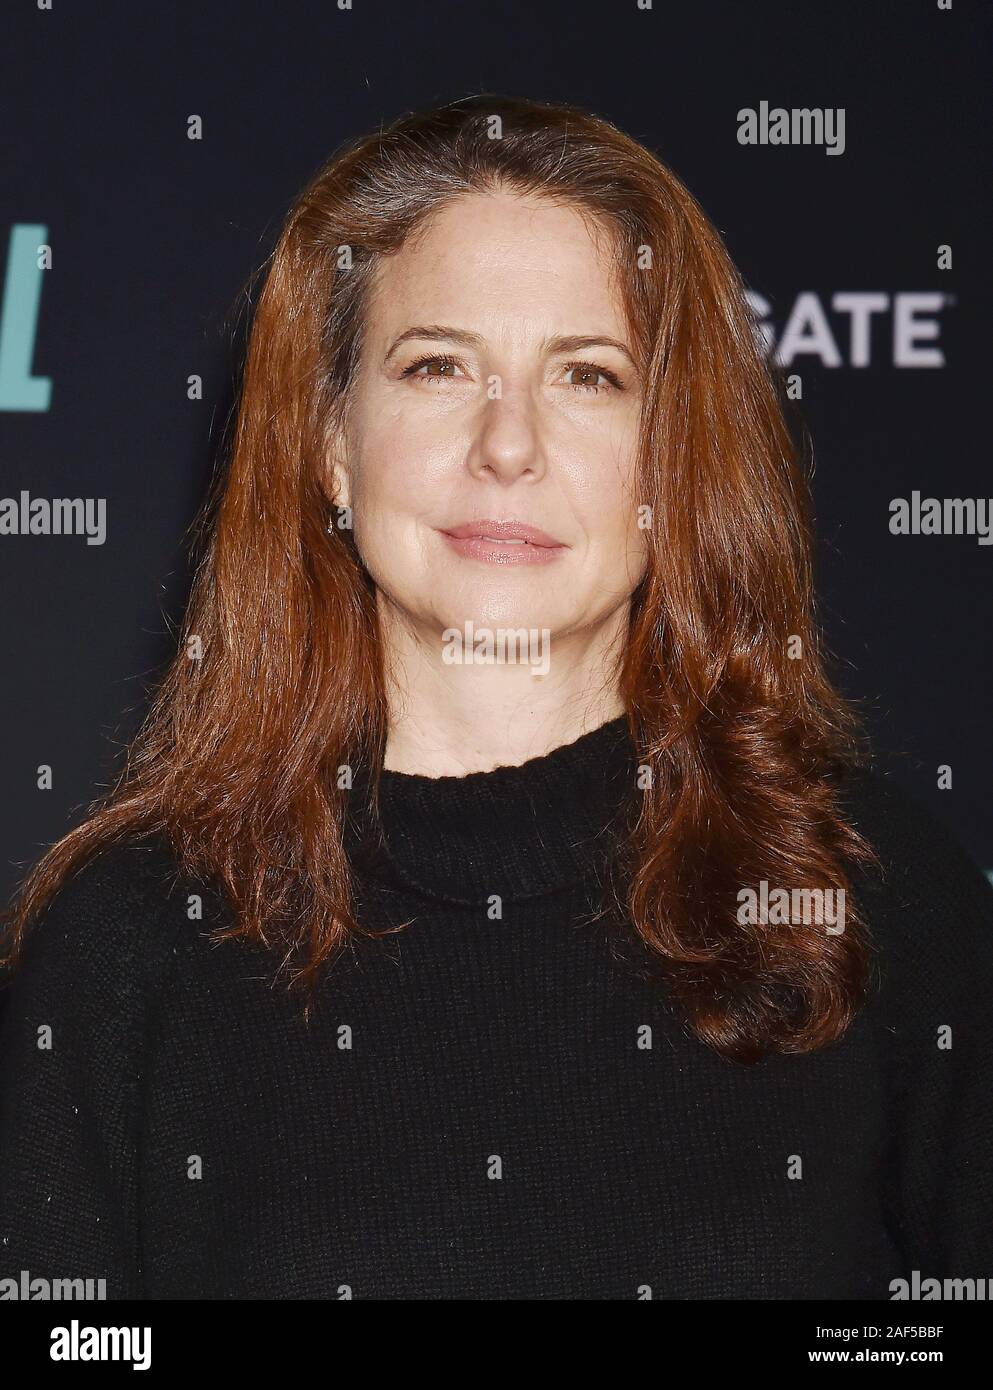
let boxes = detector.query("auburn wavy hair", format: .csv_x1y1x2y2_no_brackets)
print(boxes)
0,93,880,1064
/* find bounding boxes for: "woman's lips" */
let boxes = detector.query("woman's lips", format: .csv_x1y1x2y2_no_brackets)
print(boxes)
438,520,568,566
441,534,567,565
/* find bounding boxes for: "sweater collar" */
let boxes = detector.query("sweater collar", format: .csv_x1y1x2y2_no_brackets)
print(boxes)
344,715,638,906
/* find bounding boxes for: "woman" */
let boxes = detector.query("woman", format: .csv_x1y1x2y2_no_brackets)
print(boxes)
1,94,991,1302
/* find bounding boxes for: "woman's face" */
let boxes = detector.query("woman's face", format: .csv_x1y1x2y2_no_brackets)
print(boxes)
331,190,648,653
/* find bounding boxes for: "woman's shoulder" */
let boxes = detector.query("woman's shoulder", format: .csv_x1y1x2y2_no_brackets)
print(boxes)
2,834,195,1008
835,761,993,999
838,761,991,901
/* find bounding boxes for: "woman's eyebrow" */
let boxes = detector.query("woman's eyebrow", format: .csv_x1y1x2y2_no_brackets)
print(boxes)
383,325,484,364
383,325,636,366
546,334,636,365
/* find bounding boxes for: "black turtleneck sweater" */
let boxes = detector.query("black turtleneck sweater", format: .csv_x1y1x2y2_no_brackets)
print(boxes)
1,716,992,1300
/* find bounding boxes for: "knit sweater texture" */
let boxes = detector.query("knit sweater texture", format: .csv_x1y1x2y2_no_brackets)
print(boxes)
1,715,992,1300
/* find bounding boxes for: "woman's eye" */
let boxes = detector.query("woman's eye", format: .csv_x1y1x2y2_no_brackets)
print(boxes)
403,355,464,382
563,362,622,393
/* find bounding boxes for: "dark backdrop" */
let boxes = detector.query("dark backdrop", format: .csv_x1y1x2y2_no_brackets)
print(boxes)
2,0,990,916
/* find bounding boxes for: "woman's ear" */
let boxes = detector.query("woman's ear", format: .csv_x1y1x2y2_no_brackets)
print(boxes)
329,456,351,512
324,419,351,511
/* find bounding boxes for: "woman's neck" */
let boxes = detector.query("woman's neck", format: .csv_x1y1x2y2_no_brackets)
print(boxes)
378,603,630,776
382,699,627,776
